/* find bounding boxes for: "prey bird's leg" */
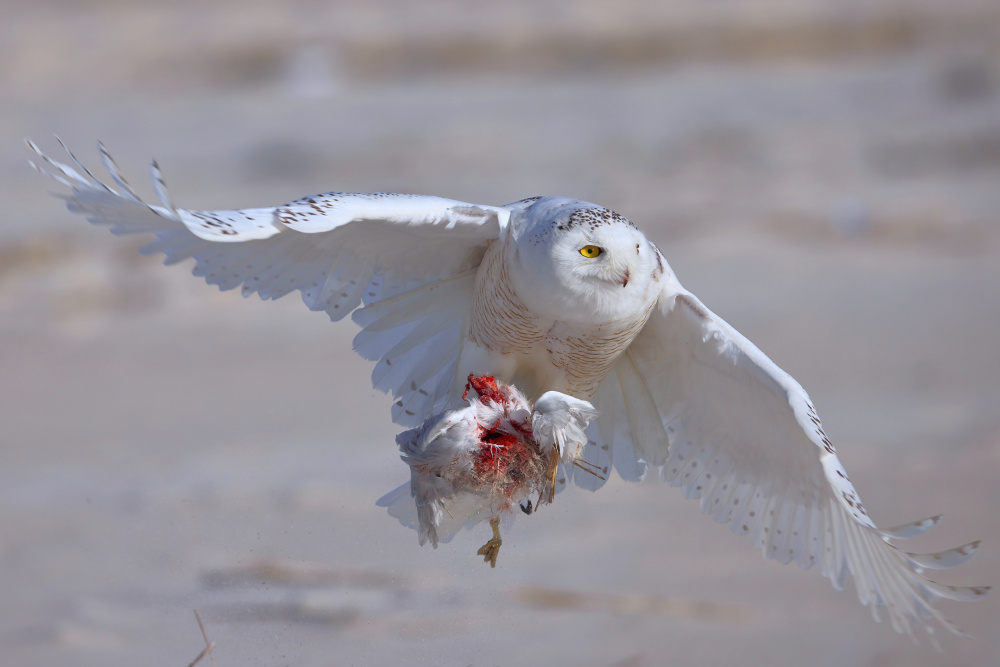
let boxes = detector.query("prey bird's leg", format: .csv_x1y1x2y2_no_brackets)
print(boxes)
476,518,503,568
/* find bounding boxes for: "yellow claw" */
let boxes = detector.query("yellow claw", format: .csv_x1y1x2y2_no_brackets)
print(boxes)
476,518,503,568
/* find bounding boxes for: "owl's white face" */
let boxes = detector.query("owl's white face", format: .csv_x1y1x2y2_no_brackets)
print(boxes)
506,197,668,325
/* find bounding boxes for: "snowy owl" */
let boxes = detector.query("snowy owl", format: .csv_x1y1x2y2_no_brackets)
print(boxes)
382,373,598,567
29,140,987,638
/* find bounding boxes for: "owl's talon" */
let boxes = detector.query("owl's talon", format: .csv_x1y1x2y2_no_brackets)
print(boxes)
476,518,502,567
544,444,560,505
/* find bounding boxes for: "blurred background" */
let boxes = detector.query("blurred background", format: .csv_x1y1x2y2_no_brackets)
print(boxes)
2,1,999,665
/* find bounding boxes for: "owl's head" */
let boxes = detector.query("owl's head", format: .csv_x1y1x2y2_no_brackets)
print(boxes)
506,197,668,324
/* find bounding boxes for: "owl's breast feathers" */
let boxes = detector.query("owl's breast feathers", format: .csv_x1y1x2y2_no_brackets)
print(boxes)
469,240,656,398
469,241,547,354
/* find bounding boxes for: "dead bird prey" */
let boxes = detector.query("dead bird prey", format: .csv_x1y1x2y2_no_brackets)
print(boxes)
379,374,598,567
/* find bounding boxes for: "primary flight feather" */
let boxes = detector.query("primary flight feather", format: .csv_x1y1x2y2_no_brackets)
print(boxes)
29,139,988,638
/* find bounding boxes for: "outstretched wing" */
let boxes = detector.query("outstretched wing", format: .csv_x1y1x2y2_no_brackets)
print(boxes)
30,139,507,424
588,276,988,638
29,139,505,319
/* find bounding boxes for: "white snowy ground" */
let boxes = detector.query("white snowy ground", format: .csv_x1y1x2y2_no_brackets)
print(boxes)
2,2,999,665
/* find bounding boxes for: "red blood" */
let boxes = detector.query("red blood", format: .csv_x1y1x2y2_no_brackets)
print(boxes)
474,431,520,472
473,427,543,500
462,373,506,406
463,373,546,503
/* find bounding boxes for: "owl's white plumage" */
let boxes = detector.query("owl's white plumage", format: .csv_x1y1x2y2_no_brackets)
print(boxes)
30,140,988,638
532,390,600,463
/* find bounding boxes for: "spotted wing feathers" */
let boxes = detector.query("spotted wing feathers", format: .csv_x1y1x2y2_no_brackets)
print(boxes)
603,280,988,637
29,140,504,324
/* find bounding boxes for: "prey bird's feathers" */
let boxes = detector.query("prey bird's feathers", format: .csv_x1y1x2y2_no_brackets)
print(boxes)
381,376,596,549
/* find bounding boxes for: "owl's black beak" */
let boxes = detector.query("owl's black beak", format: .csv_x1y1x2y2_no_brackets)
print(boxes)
621,268,631,287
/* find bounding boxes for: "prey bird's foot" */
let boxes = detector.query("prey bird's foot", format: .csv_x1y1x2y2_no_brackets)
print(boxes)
476,537,501,568
476,518,503,568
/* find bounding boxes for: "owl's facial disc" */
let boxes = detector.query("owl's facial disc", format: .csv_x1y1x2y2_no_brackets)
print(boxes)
509,198,665,324
569,230,643,291
574,238,636,288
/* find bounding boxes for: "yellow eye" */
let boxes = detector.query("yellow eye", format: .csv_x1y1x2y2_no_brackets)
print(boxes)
579,245,602,258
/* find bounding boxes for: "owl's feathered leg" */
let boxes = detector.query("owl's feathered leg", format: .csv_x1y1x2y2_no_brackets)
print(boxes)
476,518,503,568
